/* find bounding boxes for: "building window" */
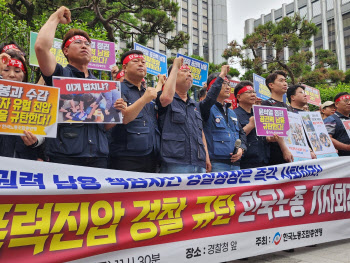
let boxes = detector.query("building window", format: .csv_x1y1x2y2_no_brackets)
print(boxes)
342,0,350,4
193,13,198,28
314,24,322,41
182,0,188,8
193,43,199,55
343,13,350,29
275,17,282,23
326,0,334,10
203,16,208,31
287,12,294,17
182,24,188,33
299,6,307,18
312,1,321,17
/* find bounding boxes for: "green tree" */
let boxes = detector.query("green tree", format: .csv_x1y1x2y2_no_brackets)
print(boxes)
222,14,318,84
6,0,189,50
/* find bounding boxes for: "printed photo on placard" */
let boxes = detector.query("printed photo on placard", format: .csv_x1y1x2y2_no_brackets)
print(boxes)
299,111,338,158
53,77,122,124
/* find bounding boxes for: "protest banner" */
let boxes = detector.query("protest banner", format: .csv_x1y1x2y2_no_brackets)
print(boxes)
0,156,350,263
284,112,312,162
176,53,209,87
253,105,290,137
0,79,59,137
299,111,338,158
134,43,168,77
29,32,116,71
225,80,239,109
302,84,321,107
342,119,350,139
52,77,122,124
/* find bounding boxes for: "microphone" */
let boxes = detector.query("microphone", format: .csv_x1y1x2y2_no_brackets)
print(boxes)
232,139,241,155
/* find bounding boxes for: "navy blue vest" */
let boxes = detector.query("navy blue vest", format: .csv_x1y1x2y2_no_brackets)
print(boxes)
204,104,240,160
158,94,206,168
42,64,109,158
109,81,160,157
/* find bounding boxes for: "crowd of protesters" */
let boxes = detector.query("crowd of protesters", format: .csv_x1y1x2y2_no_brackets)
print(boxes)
0,6,350,174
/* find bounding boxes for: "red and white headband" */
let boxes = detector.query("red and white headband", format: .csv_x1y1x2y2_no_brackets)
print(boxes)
207,76,229,91
64,35,89,48
179,65,191,71
237,85,254,95
6,59,26,73
116,70,125,80
2,44,19,53
335,95,350,103
123,54,145,65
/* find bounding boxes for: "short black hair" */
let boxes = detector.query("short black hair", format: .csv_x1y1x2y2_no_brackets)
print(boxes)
198,87,207,100
120,49,143,65
234,80,253,102
266,70,287,91
287,84,305,103
334,92,350,102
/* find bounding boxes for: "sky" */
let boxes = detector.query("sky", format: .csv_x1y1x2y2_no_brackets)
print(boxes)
226,0,293,73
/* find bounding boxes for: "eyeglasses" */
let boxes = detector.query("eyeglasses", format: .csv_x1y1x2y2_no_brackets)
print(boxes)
72,39,91,47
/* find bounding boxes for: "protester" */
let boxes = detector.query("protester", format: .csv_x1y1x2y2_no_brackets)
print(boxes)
287,84,317,159
324,92,350,156
0,41,26,61
156,58,224,173
0,50,44,160
261,70,294,164
109,50,160,172
320,101,336,119
287,84,308,112
198,87,207,101
111,65,119,80
35,6,125,168
203,72,247,172
233,81,270,169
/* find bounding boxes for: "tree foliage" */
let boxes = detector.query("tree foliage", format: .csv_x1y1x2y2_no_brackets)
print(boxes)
223,14,319,84
6,0,189,49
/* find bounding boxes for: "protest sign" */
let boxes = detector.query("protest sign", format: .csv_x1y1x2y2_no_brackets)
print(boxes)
53,77,122,124
342,119,350,139
29,32,116,71
134,43,168,76
0,79,59,137
253,105,290,136
299,111,338,158
176,53,209,87
224,80,239,109
303,84,321,107
284,112,312,162
0,156,350,263
253,73,270,100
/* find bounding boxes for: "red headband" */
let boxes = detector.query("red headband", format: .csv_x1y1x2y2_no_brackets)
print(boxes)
179,65,191,71
206,76,229,91
7,59,26,73
116,70,125,80
2,44,18,53
64,35,88,48
237,85,254,95
335,95,350,103
123,54,145,65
